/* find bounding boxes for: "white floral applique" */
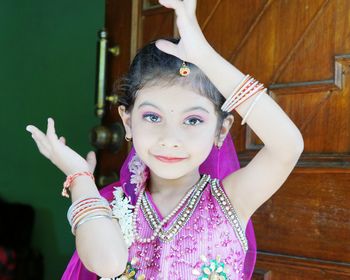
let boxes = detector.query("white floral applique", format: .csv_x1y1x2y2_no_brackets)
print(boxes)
128,154,148,196
110,187,135,248
192,255,229,280
100,257,145,280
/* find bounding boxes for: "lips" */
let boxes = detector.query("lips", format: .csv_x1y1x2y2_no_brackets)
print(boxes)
154,155,187,163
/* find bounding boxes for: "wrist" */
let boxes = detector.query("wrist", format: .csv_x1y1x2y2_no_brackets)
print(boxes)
62,171,96,199
70,176,100,202
65,167,90,177
70,175,95,187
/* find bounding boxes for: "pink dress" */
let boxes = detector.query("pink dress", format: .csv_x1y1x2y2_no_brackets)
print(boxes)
115,174,248,280
61,174,249,280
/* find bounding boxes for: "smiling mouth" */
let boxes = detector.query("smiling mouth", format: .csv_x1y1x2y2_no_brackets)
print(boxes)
154,155,187,163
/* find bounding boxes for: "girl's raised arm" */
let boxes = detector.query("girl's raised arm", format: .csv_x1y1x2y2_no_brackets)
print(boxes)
156,0,304,227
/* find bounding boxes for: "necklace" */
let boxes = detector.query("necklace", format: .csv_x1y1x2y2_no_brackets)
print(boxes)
132,174,210,243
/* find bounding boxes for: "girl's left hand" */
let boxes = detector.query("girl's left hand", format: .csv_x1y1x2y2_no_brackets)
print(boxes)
156,0,210,65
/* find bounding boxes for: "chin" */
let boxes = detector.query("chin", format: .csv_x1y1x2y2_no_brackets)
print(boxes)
147,161,197,180
150,166,189,180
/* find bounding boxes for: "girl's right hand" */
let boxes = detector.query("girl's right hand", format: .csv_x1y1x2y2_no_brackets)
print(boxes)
156,0,210,66
26,118,96,176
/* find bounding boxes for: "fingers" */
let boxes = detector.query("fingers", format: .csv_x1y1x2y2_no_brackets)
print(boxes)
26,125,50,149
159,0,196,15
26,125,51,158
47,118,58,142
86,151,97,173
158,0,177,9
26,124,46,139
59,136,66,145
155,39,179,58
26,117,60,159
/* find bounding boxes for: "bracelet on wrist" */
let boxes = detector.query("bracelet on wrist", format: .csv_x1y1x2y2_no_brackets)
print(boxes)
221,74,266,124
62,171,95,198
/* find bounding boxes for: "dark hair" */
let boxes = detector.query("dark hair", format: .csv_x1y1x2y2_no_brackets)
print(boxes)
115,38,231,129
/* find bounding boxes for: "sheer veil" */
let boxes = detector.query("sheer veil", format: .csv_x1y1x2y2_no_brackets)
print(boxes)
62,133,256,280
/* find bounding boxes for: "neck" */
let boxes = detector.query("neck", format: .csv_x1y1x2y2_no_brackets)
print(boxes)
147,169,201,196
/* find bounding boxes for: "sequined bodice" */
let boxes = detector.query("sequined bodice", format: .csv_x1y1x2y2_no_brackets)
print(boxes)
116,175,247,280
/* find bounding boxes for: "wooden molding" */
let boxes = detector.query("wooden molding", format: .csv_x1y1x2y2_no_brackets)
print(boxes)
243,55,350,168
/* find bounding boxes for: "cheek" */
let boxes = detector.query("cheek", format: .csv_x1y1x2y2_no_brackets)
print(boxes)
186,126,217,157
132,123,160,144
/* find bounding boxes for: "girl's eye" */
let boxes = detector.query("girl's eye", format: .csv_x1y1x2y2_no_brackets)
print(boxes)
143,113,161,123
184,117,204,126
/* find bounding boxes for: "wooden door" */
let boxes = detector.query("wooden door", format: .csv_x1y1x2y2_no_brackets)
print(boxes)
100,0,350,278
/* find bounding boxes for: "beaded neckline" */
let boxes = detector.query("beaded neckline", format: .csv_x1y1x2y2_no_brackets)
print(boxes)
140,174,211,243
211,178,248,252
134,174,248,251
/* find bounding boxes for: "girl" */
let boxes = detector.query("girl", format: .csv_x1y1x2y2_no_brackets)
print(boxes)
26,0,304,279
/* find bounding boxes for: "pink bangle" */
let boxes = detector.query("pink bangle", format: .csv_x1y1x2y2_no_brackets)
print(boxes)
62,171,95,198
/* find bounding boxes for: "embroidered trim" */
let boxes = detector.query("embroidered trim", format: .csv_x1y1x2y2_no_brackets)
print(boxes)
140,174,211,242
110,187,135,248
210,178,248,252
128,154,149,196
192,254,229,279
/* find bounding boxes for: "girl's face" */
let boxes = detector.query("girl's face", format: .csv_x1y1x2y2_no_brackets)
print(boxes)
120,84,221,180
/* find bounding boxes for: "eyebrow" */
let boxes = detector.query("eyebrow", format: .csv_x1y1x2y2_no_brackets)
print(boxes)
138,101,210,114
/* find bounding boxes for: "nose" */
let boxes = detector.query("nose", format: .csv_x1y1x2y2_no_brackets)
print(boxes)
158,126,181,148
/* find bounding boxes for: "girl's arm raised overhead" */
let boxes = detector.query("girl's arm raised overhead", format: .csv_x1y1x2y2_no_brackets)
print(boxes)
156,0,304,227
195,46,304,227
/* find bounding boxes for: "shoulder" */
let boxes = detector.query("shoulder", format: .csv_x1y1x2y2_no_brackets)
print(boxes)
221,149,301,227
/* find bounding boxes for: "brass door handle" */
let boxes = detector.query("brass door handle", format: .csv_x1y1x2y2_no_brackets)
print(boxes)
108,45,120,56
90,122,125,152
95,30,107,118
95,29,121,117
105,95,118,104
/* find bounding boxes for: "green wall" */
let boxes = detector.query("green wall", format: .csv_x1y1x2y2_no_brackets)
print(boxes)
0,1,104,279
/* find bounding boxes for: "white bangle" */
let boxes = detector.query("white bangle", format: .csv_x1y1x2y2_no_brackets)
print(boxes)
73,214,111,235
241,89,265,125
67,196,110,226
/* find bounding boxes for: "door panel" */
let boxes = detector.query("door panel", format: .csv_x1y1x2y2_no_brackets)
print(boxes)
103,1,350,278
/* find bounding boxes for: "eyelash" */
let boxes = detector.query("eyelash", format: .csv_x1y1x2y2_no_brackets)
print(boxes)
142,113,204,126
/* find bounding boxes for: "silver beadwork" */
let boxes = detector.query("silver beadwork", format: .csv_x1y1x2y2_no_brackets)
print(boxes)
211,179,248,252
134,174,210,243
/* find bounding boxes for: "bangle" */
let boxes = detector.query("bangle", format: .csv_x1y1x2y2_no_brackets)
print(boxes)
67,196,111,226
73,214,111,235
66,195,114,236
62,171,95,198
72,211,111,235
72,206,112,225
241,89,265,125
67,197,103,220
221,75,265,113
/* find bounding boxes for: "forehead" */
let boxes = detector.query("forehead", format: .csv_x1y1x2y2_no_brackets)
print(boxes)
134,85,216,112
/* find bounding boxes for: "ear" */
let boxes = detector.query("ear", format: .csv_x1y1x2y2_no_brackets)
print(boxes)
118,105,132,138
215,115,234,147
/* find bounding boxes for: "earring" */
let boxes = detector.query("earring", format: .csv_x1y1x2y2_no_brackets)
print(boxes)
125,136,132,142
